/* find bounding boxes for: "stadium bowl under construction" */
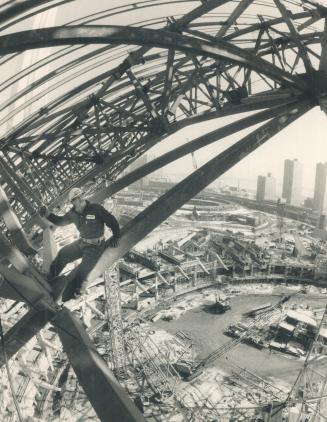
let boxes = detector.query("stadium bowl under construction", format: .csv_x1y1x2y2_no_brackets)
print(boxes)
2,1,327,422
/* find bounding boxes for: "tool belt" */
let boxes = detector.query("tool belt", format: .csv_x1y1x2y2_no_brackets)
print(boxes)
81,236,104,245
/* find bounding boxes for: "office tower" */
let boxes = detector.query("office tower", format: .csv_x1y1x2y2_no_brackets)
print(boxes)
128,154,148,172
313,162,327,214
282,159,303,206
256,173,276,201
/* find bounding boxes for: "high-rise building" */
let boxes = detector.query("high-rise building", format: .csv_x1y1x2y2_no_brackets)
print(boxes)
128,154,148,172
313,162,327,214
256,173,276,201
282,159,303,206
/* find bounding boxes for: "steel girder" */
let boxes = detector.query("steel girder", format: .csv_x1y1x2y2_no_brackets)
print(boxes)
91,97,304,203
0,94,315,422
54,308,146,422
0,3,325,421
1,98,313,365
0,0,325,226
0,2,325,420
0,25,308,90
0,0,61,25
0,100,314,422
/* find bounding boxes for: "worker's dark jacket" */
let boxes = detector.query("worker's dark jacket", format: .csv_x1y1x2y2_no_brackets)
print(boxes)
47,201,120,240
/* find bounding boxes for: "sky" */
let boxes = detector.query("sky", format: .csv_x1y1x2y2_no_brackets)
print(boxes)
4,0,327,199
148,106,327,197
50,1,327,197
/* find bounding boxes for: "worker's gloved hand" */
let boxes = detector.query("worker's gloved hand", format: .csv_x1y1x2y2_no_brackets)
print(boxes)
39,206,49,218
108,236,119,248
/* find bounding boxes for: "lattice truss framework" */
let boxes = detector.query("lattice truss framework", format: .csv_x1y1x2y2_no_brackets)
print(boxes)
1,1,327,421
0,0,326,224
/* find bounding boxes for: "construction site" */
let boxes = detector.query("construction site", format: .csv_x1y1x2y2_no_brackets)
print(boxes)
1,1,327,421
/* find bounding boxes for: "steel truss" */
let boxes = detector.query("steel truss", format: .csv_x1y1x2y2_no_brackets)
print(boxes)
104,266,127,380
0,0,325,223
0,0,326,420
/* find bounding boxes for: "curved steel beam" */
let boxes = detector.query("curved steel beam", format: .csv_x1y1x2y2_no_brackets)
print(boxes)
41,93,297,210
0,0,59,25
84,98,314,284
224,10,325,41
0,25,309,91
0,97,314,377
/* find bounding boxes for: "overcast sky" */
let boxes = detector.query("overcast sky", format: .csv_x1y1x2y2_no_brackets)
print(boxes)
148,106,327,197
53,1,327,197
5,1,327,198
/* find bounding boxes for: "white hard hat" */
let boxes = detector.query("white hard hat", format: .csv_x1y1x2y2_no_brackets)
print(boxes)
68,187,83,202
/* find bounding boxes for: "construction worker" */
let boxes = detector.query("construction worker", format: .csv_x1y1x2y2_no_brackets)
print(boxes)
39,187,120,301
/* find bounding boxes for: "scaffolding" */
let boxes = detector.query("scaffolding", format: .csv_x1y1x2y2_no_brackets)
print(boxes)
288,306,327,421
104,266,127,379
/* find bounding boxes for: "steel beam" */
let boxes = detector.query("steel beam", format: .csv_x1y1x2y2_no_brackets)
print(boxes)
320,18,327,73
53,308,146,422
0,156,46,231
0,232,31,274
0,0,58,25
84,98,313,284
42,227,58,273
0,184,37,255
0,263,43,303
0,157,37,216
0,309,53,367
15,0,230,162
0,275,32,302
273,0,313,73
39,93,299,211
216,0,253,38
0,232,52,295
2,98,313,372
0,25,309,91
91,98,304,203
0,270,77,367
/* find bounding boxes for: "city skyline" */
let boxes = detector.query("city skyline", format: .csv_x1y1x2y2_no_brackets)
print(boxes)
147,107,327,197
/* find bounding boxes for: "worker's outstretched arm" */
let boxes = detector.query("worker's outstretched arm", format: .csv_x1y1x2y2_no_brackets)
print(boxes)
39,206,73,226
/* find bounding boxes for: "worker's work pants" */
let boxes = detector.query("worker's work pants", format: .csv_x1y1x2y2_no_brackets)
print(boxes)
49,239,106,302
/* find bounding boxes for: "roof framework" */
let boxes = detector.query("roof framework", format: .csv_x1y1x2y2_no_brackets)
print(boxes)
0,1,327,420
0,0,326,224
